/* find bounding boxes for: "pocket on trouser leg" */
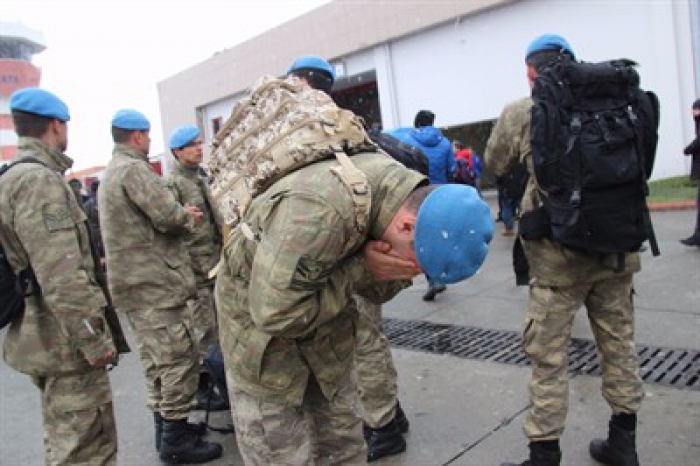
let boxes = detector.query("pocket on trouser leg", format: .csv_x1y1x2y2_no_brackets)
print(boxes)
42,371,117,466
155,321,200,419
230,387,312,465
522,286,554,360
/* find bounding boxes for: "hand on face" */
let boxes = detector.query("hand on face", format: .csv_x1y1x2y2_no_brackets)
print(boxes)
362,240,422,281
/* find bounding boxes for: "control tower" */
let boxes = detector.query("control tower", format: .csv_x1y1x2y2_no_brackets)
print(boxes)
0,22,46,163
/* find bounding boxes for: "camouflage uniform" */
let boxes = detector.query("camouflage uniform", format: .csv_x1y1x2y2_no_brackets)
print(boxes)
484,97,644,441
167,158,223,362
0,137,118,465
99,143,199,420
217,152,425,464
353,295,399,429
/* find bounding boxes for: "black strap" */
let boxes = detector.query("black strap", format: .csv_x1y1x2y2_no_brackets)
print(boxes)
628,106,660,257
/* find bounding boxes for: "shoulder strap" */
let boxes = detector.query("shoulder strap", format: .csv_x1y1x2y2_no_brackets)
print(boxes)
0,156,48,178
328,150,371,234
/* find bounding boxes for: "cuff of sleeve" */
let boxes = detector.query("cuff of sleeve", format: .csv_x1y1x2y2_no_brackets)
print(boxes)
76,316,116,364
346,254,374,291
79,336,115,365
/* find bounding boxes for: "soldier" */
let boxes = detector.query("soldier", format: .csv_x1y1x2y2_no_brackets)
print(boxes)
486,35,645,466
0,88,120,465
286,56,410,462
99,109,222,464
215,61,494,463
166,125,227,411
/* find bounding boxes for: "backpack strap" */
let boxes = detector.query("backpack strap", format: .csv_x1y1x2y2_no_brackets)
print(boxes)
628,105,660,257
329,150,372,234
0,156,48,176
233,150,371,245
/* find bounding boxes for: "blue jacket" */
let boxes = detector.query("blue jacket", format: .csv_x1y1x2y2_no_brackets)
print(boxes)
390,126,456,184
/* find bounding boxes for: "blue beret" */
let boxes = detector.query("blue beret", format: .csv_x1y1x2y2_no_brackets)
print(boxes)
287,55,336,81
168,125,200,149
414,185,494,285
526,34,575,60
9,87,70,122
111,109,150,130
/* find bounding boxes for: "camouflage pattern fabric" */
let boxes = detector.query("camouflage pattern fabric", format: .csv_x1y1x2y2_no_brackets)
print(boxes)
485,97,644,441
216,152,424,461
191,284,217,362
0,137,118,463
167,159,222,361
217,152,423,404
167,159,223,284
99,144,196,312
523,276,644,440
353,295,398,429
204,75,376,230
227,366,366,465
32,369,116,466
124,303,199,420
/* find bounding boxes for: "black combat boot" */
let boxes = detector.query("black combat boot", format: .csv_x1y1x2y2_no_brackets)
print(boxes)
422,284,446,302
154,412,163,451
589,414,639,466
680,233,700,247
194,371,230,412
501,441,562,466
365,418,406,462
395,401,410,434
159,418,223,464
154,412,207,451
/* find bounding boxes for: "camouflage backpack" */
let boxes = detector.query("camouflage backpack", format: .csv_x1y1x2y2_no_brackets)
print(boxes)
204,75,377,240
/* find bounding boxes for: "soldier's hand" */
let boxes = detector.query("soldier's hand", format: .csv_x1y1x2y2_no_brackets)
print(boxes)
184,203,204,225
363,240,422,281
90,350,115,367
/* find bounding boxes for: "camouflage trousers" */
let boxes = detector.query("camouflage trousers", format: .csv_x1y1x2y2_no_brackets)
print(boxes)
192,283,218,364
523,274,645,440
228,369,366,465
124,303,199,420
31,369,117,466
353,296,398,429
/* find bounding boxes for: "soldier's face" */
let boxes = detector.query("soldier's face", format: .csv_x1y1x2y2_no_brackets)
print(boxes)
175,139,204,167
52,119,68,152
137,130,151,155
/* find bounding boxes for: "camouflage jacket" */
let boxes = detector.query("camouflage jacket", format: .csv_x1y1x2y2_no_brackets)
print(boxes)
0,138,115,376
217,152,426,406
485,96,640,287
167,159,223,284
99,144,196,311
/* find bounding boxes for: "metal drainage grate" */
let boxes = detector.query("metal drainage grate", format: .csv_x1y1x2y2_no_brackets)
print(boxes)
382,318,700,391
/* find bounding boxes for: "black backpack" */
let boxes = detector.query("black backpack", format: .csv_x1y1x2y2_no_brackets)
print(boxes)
530,56,661,260
0,158,43,329
370,132,430,176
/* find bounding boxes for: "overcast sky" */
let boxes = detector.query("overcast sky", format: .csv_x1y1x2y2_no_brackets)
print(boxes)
3,0,330,172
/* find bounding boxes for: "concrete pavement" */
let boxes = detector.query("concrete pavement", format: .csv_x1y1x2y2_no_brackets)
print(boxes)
1,198,698,466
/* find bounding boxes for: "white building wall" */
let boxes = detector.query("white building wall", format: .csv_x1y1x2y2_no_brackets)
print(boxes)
377,0,695,180
195,0,696,180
